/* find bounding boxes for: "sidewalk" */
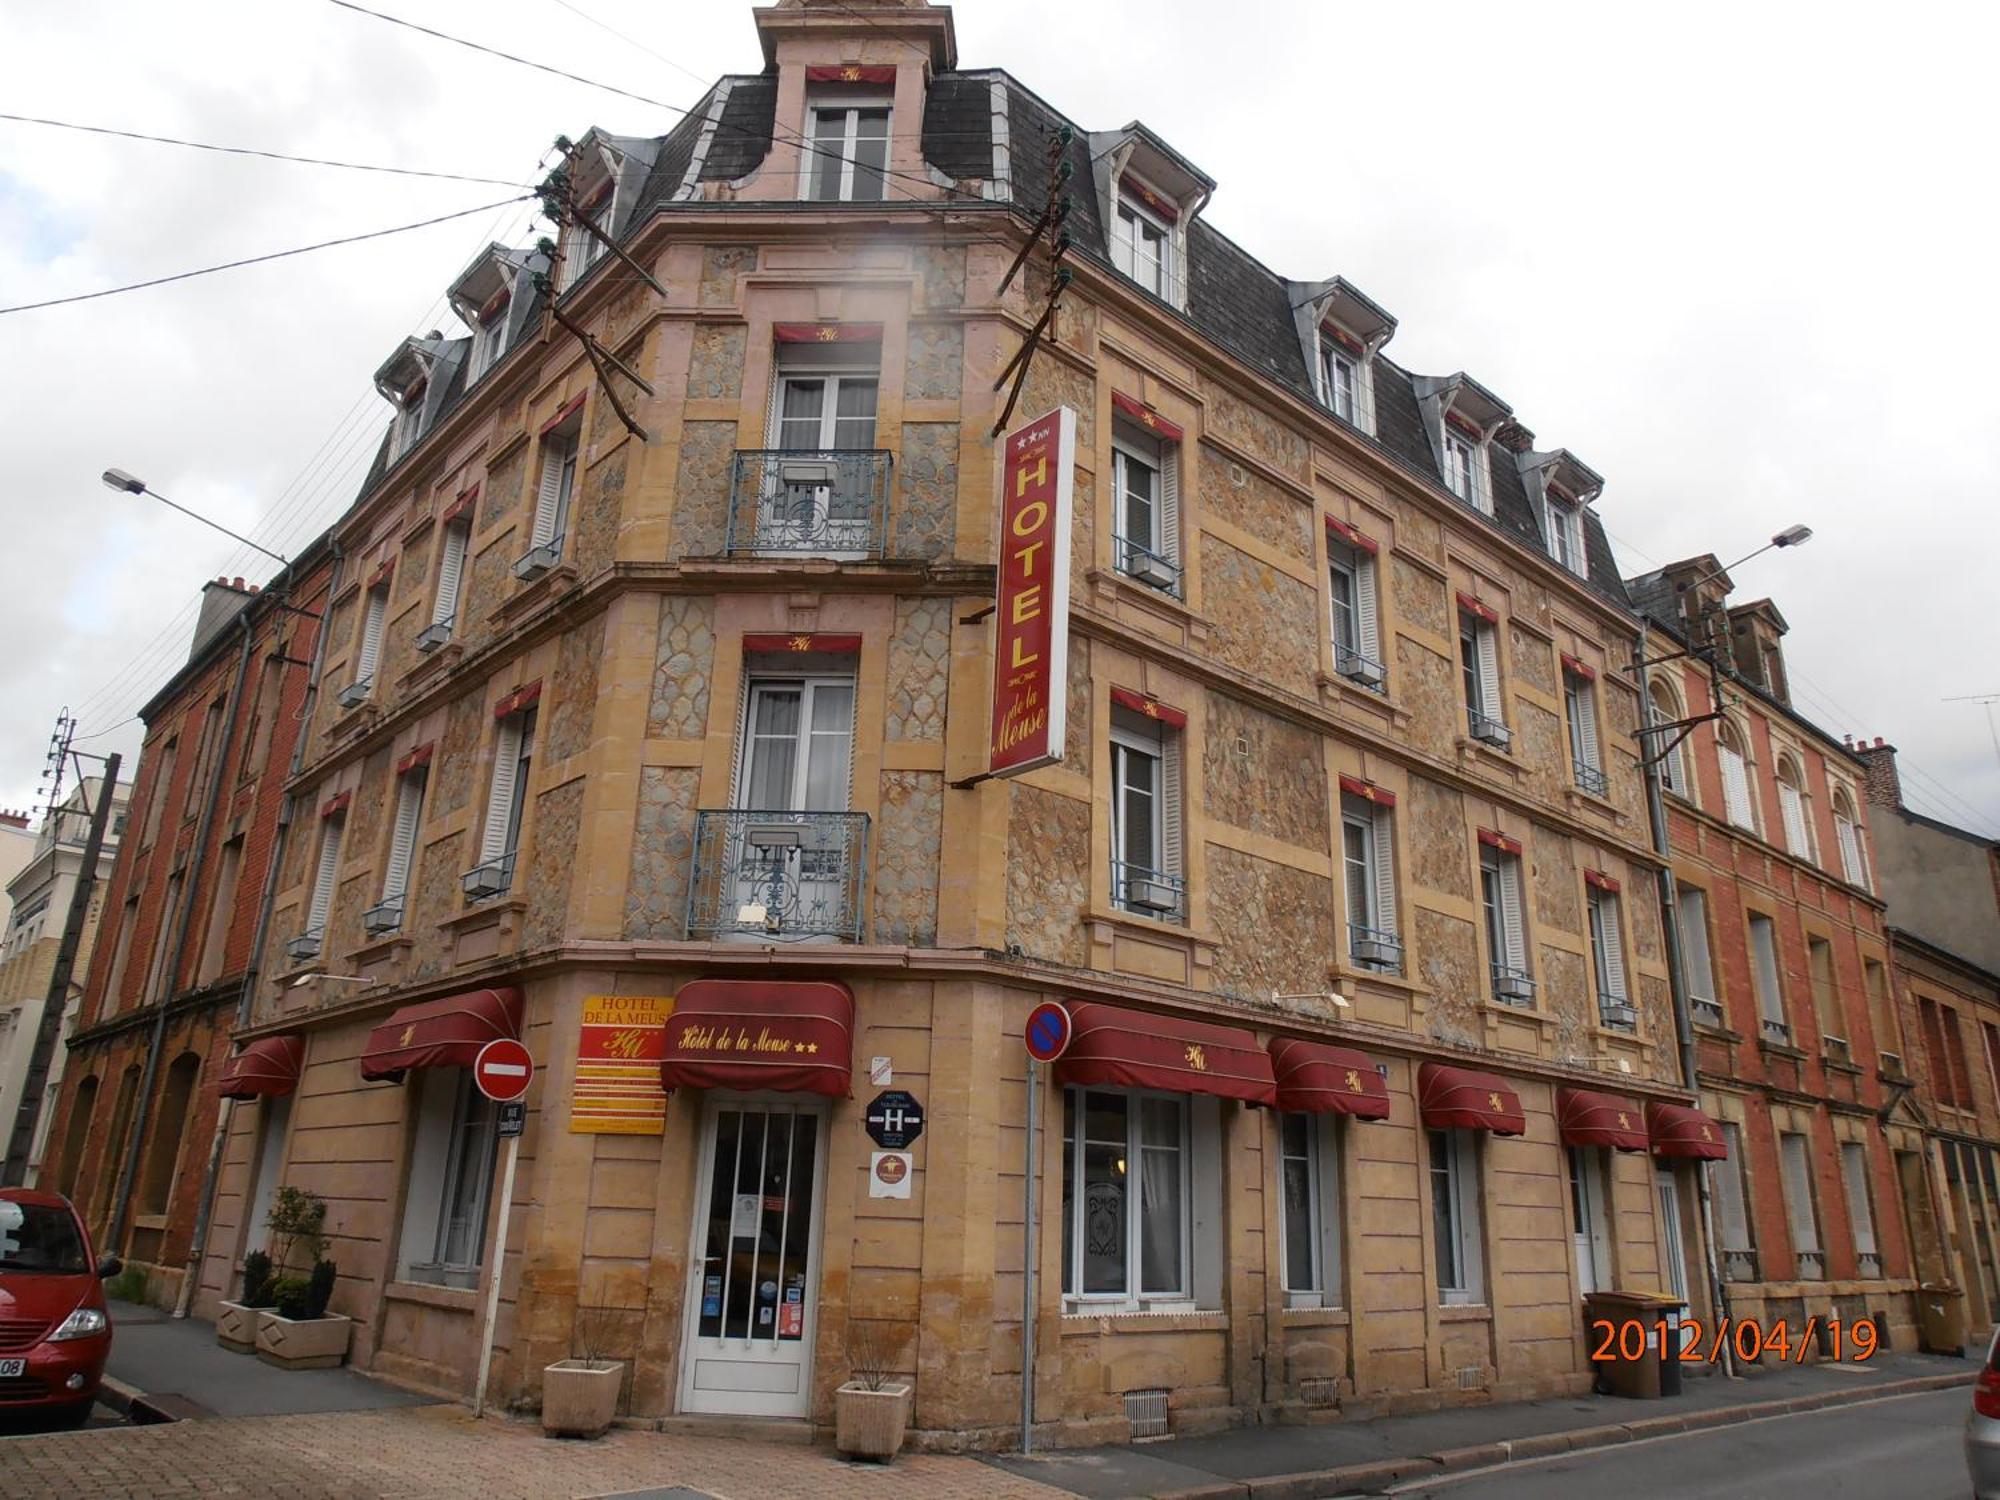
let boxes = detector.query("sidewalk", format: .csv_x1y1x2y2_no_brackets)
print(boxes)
100,1297,428,1419
984,1347,1983,1498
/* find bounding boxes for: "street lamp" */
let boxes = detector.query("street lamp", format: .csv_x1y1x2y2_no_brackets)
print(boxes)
101,467,289,569
1675,524,1813,594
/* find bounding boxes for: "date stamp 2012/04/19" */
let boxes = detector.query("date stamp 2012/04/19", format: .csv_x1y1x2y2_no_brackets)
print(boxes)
1589,1316,1880,1365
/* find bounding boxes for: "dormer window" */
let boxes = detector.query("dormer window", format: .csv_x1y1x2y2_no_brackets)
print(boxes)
388,381,426,462
1317,332,1374,432
1443,426,1488,513
468,293,509,380
805,97,890,202
1111,190,1172,298
1547,495,1585,575
559,175,613,291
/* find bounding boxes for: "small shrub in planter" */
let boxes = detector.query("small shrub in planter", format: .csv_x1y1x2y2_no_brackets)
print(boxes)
543,1295,626,1439
216,1251,276,1352
834,1319,912,1462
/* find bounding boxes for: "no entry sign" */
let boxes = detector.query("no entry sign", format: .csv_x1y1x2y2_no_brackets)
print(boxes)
1025,1001,1072,1063
473,1038,534,1102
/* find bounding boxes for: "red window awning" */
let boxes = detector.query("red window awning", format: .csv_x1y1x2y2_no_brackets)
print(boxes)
658,979,853,1098
1417,1062,1526,1135
1057,1002,1277,1107
360,987,523,1083
1646,1101,1728,1160
1557,1087,1649,1153
1269,1038,1390,1120
216,1034,304,1100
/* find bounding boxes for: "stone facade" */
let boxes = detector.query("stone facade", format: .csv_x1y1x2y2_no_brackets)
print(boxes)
625,767,699,941
670,421,738,559
873,770,942,945
1202,691,1325,850
894,422,958,561
885,598,949,742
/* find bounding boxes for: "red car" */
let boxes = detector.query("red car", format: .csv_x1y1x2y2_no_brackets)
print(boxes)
0,1188,120,1426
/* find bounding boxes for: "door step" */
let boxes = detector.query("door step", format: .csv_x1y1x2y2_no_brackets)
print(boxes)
651,1413,815,1444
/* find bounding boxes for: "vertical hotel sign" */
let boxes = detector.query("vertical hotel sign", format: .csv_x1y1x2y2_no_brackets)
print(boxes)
989,407,1076,776
571,994,674,1134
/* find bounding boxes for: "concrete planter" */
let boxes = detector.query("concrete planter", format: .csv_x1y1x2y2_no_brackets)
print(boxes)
254,1310,352,1370
541,1360,623,1438
835,1380,912,1461
215,1300,262,1354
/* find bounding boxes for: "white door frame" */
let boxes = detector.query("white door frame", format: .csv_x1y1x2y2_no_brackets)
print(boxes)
676,1093,831,1417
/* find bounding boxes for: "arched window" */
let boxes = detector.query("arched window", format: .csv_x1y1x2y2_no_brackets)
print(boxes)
1716,720,1758,832
97,1064,144,1231
1775,754,1815,861
1832,787,1871,890
55,1075,99,1199
138,1051,202,1217
1649,676,1691,800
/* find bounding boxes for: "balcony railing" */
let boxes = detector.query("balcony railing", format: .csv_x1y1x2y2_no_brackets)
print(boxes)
1467,710,1512,750
462,850,518,902
1759,1017,1792,1046
1573,760,1609,797
726,450,891,558
1722,1248,1758,1283
1112,860,1185,923
1795,1251,1824,1281
362,895,405,938
337,675,374,710
1113,535,1184,597
1599,996,1639,1031
283,929,324,964
1348,922,1403,973
1334,644,1387,691
1692,997,1725,1028
416,617,454,654
1491,963,1536,1007
687,810,869,943
514,537,565,581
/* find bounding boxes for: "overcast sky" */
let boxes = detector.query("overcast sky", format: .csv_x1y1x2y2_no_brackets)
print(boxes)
4,0,1996,838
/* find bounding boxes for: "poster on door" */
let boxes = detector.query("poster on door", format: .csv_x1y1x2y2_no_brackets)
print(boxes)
571,993,675,1134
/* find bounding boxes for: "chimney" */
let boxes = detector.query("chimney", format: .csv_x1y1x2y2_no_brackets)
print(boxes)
0,809,29,829
1855,736,1902,810
190,576,256,662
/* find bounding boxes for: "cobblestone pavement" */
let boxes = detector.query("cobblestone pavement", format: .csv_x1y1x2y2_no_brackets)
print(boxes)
0,1404,1066,1499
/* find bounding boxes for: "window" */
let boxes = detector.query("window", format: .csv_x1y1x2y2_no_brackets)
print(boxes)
1110,705,1184,922
195,837,243,986
738,677,855,813
1650,677,1691,800
1748,912,1788,1043
558,176,614,289
1569,1146,1614,1295
1678,886,1721,1025
188,698,226,811
467,708,535,898
398,1067,499,1289
144,872,184,1002
369,768,428,934
772,356,879,455
760,349,882,555
1778,1131,1823,1278
1776,756,1814,861
1110,194,1172,297
468,298,509,379
427,517,470,642
103,898,138,1011
1062,1089,1190,1308
345,583,389,702
1867,959,1902,1069
1717,721,1758,832
1564,668,1606,796
1841,1140,1880,1276
1341,792,1400,971
1832,789,1870,890
137,1052,200,1215
805,101,889,202
1327,537,1384,688
1588,885,1634,1029
1442,428,1489,513
1942,1005,1977,1109
1317,334,1372,432
518,429,579,578
1919,997,1971,1107
1111,423,1182,595
1458,608,1508,747
1714,1123,1756,1280
1808,936,1843,1047
1547,497,1586,575
1985,1022,2000,1106
240,654,283,779
387,383,425,461
1480,840,1532,1004
1429,1128,1485,1304
141,737,178,848
1279,1112,1342,1307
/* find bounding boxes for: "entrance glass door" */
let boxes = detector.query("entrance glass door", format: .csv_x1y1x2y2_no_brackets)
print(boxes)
680,1101,825,1415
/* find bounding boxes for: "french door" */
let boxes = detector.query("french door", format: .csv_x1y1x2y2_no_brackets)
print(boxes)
761,374,878,554
679,1100,827,1415
729,678,856,936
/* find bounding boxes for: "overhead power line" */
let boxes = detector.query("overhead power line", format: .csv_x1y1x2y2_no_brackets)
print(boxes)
0,195,531,316
0,112,529,187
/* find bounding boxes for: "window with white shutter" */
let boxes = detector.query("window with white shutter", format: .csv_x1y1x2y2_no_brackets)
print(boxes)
1110,705,1185,923
1317,332,1375,435
558,176,615,290
1565,670,1605,795
1714,1123,1755,1279
1832,792,1870,889
1459,610,1508,747
1110,193,1174,301
1329,539,1384,689
1749,913,1788,1041
1547,499,1586,575
530,435,578,551
1650,678,1692,801
1112,423,1182,596
1443,429,1489,514
1340,793,1400,971
467,709,536,899
1588,886,1631,1027
1840,1140,1879,1267
1717,725,1757,831
1678,886,1721,1023
382,770,428,906
432,521,469,629
306,817,343,938
1480,841,1532,1004
353,586,388,690
1779,1131,1823,1276
1429,1128,1485,1304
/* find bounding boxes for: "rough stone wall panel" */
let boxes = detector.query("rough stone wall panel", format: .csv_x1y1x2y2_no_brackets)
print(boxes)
1396,638,1460,754
698,246,756,308
894,422,958,561
1063,637,1091,776
1531,826,1581,935
1629,875,1663,961
1392,556,1448,637
915,245,966,309
569,447,627,581
1207,845,1337,999
1542,945,1590,1046
1515,703,1566,804
1203,691,1326,849
688,324,747,401
1018,358,1096,451
873,770,942,945
1405,777,1471,900
465,541,511,652
625,767,700,940
904,323,963,401
1005,786,1088,967
885,598,950,742
524,780,583,949
483,444,528,527
1204,541,1317,697
1417,908,1482,1048
1198,445,1311,564
1510,624,1555,696
670,421,738,559
433,693,485,818
1205,388,1308,481
408,830,465,980
330,873,371,966
547,615,606,764
1391,496,1446,566
647,596,715,739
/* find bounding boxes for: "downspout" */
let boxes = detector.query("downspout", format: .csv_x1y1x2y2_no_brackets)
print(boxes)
106,600,259,1259
1637,617,1736,1376
174,550,338,1317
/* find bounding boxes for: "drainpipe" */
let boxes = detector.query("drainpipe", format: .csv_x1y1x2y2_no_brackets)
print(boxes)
174,551,337,1317
1636,618,1736,1377
106,601,260,1258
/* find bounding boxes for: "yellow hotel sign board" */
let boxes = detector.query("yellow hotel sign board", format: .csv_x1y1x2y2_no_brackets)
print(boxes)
571,993,674,1134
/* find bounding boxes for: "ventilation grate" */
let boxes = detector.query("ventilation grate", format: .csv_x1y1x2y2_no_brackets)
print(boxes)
1124,1387,1170,1439
1456,1364,1485,1391
1299,1377,1340,1409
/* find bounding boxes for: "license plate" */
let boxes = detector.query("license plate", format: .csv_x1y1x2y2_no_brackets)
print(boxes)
0,1360,23,1378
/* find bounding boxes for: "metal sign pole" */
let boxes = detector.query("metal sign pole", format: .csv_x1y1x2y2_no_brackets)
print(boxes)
1022,1054,1038,1454
473,1129,521,1419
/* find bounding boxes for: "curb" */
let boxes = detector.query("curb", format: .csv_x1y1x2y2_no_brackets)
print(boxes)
96,1374,142,1416
1228,1370,1976,1497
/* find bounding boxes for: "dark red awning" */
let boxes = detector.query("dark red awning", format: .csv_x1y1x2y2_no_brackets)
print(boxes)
1646,1101,1728,1160
1057,1003,1277,1106
1557,1087,1649,1153
1269,1038,1391,1119
360,987,523,1083
658,979,853,1098
217,1035,304,1100
1417,1062,1526,1135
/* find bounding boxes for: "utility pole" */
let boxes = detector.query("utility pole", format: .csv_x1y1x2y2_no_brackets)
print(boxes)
4,750,121,1184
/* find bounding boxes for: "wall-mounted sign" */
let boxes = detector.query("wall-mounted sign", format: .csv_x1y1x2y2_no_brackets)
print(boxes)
864,1089,925,1149
870,1151,913,1199
989,406,1076,777
571,993,674,1135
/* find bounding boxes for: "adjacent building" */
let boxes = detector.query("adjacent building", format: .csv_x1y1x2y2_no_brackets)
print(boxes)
179,0,1717,1444
0,778,129,1182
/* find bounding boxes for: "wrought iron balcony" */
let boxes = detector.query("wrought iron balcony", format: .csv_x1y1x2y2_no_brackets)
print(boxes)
283,929,324,964
462,850,517,902
726,450,891,558
1491,964,1536,1006
1348,922,1403,973
1599,997,1639,1031
1334,644,1387,690
1114,535,1184,597
1112,860,1185,923
687,810,869,943
415,618,454,653
337,675,374,710
362,895,405,938
1467,710,1512,750
1573,759,1609,797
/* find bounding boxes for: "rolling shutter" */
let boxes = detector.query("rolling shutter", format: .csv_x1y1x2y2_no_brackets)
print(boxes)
1677,888,1715,1000
1597,893,1628,1001
1160,728,1185,880
1571,679,1601,771
1720,745,1754,829
1499,858,1527,972
1779,782,1810,856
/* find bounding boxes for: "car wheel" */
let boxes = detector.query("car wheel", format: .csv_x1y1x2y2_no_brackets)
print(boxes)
48,1400,95,1430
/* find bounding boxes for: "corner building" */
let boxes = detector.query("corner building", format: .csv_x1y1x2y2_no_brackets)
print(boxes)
195,0,1714,1443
